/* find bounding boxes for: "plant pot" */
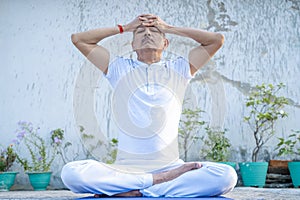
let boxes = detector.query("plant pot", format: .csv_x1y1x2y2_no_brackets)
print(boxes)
26,171,52,191
220,162,237,170
239,162,268,187
0,172,18,191
288,161,300,188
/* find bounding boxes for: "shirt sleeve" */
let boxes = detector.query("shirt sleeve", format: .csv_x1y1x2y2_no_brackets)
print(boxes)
168,57,193,80
105,57,132,88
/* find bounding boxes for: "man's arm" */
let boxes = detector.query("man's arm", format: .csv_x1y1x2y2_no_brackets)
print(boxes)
169,27,224,76
142,15,224,76
71,27,119,74
71,16,143,74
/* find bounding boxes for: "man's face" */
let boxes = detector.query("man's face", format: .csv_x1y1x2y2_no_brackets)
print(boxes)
132,26,167,51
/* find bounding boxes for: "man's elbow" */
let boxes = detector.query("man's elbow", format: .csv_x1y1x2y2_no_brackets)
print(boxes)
71,33,79,45
215,33,225,48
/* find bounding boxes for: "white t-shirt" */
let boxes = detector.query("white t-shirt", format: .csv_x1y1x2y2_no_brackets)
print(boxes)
105,56,192,171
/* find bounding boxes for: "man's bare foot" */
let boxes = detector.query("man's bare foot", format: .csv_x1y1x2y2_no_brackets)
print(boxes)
153,162,201,185
113,190,142,197
94,190,142,198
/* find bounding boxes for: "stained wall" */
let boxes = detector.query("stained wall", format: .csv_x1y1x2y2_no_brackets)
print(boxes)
1,0,299,188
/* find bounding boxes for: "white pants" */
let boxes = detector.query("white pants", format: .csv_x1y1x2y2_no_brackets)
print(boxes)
61,159,237,197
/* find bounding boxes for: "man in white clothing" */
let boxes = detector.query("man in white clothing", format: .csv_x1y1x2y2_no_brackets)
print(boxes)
61,14,237,197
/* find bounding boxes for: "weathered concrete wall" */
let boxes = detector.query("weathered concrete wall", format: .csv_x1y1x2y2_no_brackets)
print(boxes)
0,0,299,188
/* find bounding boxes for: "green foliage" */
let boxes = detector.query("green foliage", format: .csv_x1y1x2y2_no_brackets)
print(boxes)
276,130,300,158
104,138,118,164
14,121,64,172
201,127,231,162
50,128,73,164
0,145,17,172
178,107,206,161
79,126,101,159
79,125,118,164
244,83,289,162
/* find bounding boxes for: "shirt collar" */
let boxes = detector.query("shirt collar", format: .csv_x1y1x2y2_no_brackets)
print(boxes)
134,59,166,67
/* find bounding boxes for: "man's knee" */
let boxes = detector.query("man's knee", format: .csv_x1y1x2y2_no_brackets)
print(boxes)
61,163,73,185
61,162,84,191
204,163,237,195
219,164,237,193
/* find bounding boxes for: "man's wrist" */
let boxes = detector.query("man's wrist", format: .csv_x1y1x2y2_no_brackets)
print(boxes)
117,24,131,33
122,24,129,32
117,24,124,34
161,25,175,34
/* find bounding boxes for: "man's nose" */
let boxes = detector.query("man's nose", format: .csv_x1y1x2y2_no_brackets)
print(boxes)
144,28,151,36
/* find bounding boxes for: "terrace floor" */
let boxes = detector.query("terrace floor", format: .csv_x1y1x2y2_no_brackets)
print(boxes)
0,187,300,200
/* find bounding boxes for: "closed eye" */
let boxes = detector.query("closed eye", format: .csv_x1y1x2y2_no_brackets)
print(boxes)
149,27,159,32
136,28,145,34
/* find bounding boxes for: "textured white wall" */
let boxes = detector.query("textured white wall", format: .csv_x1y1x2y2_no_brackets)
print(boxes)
0,0,299,188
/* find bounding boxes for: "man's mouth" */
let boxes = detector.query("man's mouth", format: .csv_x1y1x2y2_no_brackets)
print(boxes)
142,37,154,43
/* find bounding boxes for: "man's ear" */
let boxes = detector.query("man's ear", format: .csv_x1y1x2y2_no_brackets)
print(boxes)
163,38,169,50
131,41,136,51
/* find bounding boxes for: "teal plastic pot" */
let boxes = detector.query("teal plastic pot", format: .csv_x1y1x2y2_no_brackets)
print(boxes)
288,161,300,188
26,172,52,191
239,162,268,187
220,162,237,170
0,172,18,191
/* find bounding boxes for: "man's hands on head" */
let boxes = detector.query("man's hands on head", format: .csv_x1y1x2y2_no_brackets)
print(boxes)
139,15,171,33
124,14,171,33
123,15,143,32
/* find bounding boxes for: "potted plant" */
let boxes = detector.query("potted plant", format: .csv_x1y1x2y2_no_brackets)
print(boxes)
0,144,18,191
240,83,289,187
200,127,235,169
276,129,300,187
13,121,64,190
